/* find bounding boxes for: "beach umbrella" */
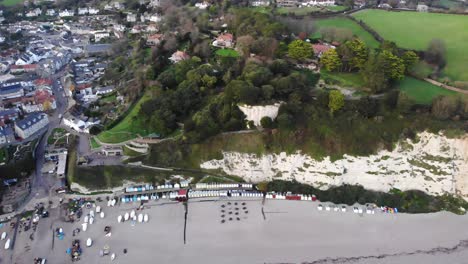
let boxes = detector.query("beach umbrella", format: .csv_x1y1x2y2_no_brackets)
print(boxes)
100,212,105,219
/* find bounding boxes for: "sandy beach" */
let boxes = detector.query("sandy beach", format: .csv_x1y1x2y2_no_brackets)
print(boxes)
2,198,468,264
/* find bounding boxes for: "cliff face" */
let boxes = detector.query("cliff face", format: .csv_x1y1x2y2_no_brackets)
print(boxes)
201,132,468,199
238,103,281,127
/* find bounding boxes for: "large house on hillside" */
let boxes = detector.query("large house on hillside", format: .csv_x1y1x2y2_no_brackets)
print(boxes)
169,51,190,64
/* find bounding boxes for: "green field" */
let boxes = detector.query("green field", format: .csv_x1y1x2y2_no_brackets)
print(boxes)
0,0,23,6
397,77,457,104
97,93,152,143
311,17,380,49
320,70,367,89
277,6,321,15
215,48,240,57
352,10,468,82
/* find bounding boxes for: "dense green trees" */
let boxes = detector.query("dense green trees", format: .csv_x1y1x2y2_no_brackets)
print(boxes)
320,49,342,72
328,90,345,116
288,40,313,60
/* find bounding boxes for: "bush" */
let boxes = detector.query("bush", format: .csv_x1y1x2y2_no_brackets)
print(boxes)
260,116,275,129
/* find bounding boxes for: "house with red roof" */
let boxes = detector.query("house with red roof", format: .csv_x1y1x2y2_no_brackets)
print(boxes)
212,33,235,48
312,43,334,58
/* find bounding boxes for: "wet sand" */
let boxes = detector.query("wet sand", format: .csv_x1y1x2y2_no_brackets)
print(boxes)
2,198,468,263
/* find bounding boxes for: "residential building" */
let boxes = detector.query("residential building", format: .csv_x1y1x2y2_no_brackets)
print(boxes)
46,9,56,16
0,108,19,122
127,13,137,22
195,2,210,9
0,84,24,100
26,8,42,17
10,64,38,74
88,8,100,15
312,43,334,58
169,51,190,64
95,85,115,95
59,9,75,17
93,31,110,42
102,146,122,156
146,34,163,46
212,33,235,48
417,3,428,11
276,0,299,7
250,0,271,6
0,127,14,145
301,0,335,6
14,113,49,139
78,7,89,15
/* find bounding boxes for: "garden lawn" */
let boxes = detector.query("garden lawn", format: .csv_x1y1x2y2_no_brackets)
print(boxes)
90,137,101,149
47,128,67,145
0,0,23,6
276,6,320,15
352,9,468,82
397,77,457,105
311,17,380,49
320,70,367,89
215,49,240,57
97,93,152,143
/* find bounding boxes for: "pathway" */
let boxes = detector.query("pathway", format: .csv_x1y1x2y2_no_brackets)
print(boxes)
423,78,468,95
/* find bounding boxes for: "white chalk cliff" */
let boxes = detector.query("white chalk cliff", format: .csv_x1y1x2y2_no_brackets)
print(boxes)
201,132,468,199
238,103,281,126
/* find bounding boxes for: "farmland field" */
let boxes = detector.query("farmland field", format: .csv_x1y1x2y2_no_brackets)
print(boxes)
352,10,468,83
311,17,380,49
397,77,457,105
0,0,23,6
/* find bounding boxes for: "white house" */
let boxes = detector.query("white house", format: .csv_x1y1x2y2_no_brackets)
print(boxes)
95,86,115,95
149,14,161,22
63,114,99,133
301,0,335,6
93,31,110,42
59,9,75,17
89,8,100,15
78,7,89,15
127,13,137,22
26,8,42,17
46,9,56,16
14,113,49,139
195,2,210,9
250,0,270,6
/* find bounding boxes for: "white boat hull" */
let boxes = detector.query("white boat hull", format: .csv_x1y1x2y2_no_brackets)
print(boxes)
86,238,92,247
1,232,6,240
124,213,129,221
82,223,88,231
4,238,10,249
144,214,149,223
100,212,105,218
138,214,143,223
117,215,122,223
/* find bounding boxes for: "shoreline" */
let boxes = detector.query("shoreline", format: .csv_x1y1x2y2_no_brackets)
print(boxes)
2,198,468,264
